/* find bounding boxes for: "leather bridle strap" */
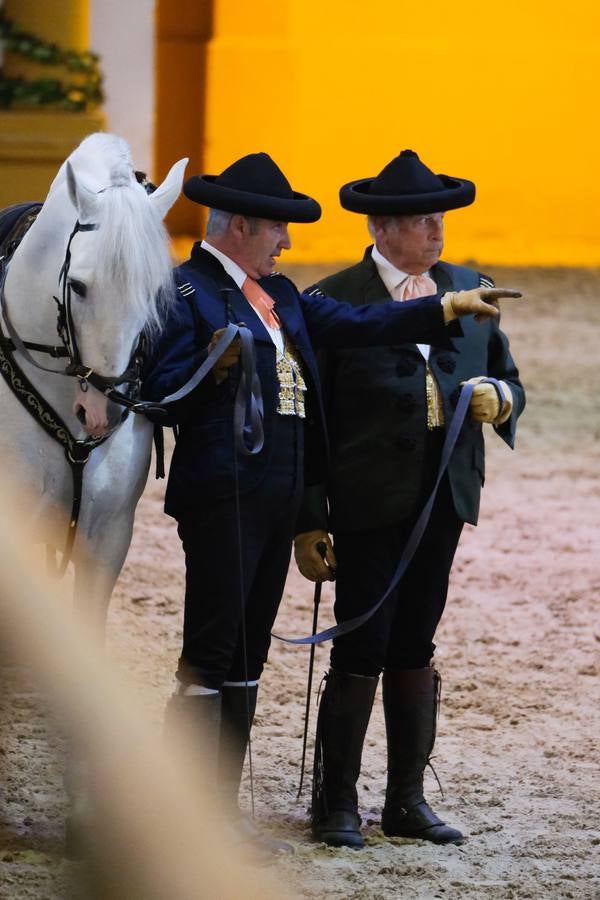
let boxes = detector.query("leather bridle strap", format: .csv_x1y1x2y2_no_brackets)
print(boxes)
159,321,264,456
0,331,112,577
0,256,80,377
0,229,144,399
273,378,507,645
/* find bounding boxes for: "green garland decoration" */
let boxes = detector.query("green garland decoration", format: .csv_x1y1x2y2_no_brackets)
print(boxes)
0,10,103,111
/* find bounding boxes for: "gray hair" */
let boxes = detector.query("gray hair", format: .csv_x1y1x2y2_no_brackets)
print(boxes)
367,214,399,237
206,208,261,237
206,208,234,237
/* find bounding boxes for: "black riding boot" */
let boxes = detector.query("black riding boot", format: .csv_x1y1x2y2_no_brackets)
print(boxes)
163,689,222,786
219,684,258,813
312,669,379,849
381,667,463,845
220,684,293,855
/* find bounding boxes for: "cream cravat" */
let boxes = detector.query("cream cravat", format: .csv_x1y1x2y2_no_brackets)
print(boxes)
392,273,438,302
392,273,444,428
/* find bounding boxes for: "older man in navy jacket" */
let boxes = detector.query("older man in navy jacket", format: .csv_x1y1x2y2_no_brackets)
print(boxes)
142,151,517,853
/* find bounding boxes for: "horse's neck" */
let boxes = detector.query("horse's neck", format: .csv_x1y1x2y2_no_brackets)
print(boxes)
4,187,72,342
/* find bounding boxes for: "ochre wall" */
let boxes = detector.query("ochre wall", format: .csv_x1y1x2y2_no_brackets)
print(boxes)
155,0,213,236
0,0,103,208
201,0,600,265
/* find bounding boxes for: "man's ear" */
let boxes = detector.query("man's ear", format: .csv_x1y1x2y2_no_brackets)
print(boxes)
230,214,247,238
370,215,386,238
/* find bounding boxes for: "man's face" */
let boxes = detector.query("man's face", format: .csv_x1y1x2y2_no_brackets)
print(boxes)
240,218,292,279
374,213,445,274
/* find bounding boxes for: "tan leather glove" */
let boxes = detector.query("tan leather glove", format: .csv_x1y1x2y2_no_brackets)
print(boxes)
208,327,242,381
442,288,522,322
294,530,337,582
462,377,513,424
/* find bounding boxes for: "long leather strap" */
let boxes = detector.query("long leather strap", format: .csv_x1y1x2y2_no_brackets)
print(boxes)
273,378,506,645
160,321,264,456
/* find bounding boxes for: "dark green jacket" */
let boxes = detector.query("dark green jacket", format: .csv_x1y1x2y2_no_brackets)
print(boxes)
297,248,525,533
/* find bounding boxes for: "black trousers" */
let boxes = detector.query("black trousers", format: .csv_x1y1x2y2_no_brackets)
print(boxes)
175,416,303,689
330,432,464,676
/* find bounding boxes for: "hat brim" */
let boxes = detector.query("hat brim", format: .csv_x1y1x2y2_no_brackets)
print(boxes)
183,175,321,223
339,174,476,215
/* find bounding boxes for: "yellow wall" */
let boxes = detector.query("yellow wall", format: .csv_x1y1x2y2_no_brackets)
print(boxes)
203,0,600,265
0,0,103,208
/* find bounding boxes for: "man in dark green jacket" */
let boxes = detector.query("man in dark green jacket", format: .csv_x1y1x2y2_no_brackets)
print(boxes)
294,150,525,850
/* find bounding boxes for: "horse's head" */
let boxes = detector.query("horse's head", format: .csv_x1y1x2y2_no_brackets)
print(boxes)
62,141,187,436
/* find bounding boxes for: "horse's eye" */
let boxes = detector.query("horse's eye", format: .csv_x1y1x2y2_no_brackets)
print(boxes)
69,280,87,298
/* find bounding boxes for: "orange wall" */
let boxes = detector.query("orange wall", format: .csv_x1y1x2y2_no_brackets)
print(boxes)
202,0,600,265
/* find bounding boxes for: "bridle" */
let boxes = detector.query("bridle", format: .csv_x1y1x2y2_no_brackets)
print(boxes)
0,218,164,418
0,209,166,576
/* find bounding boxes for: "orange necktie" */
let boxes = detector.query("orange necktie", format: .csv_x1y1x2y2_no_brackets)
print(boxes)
392,273,437,302
242,277,281,329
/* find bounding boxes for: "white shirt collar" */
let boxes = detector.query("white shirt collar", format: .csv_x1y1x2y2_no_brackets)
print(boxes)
371,243,431,294
200,241,284,353
201,239,247,290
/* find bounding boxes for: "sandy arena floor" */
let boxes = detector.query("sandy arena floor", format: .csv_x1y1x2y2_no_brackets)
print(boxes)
0,266,599,898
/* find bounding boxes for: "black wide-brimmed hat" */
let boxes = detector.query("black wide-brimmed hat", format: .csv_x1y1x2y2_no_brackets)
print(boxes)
339,149,475,215
183,152,321,223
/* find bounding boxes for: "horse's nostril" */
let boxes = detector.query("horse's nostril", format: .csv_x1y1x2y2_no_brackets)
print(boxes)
75,405,86,424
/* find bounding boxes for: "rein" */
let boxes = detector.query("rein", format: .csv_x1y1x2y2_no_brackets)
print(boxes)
0,228,265,575
273,377,507,646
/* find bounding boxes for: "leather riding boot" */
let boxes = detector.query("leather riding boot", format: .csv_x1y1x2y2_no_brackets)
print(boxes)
219,684,293,856
312,669,379,849
163,689,222,795
381,667,463,845
219,684,258,813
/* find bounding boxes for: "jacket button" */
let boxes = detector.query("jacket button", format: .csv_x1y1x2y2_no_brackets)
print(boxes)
435,353,457,374
396,393,415,413
397,434,416,452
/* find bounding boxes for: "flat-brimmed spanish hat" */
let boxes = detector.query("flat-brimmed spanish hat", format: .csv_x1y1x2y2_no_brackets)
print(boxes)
183,152,321,223
339,149,475,215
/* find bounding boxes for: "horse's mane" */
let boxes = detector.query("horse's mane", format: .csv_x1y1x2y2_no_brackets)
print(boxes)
68,134,174,334
94,179,174,334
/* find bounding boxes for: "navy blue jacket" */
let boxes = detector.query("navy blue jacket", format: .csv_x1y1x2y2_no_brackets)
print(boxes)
143,245,460,519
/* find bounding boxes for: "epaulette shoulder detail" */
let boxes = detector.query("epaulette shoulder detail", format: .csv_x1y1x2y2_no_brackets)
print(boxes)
303,283,327,299
177,280,195,298
268,271,294,286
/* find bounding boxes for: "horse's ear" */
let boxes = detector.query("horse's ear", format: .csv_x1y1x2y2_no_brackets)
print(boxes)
66,162,99,222
149,158,188,219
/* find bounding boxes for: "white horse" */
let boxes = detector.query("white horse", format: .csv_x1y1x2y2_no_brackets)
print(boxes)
0,133,186,631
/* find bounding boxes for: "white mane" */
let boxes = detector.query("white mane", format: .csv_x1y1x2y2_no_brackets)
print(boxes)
93,177,174,333
58,134,175,334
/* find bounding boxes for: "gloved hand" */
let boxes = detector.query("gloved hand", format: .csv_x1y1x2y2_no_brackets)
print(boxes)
294,530,337,582
208,327,242,381
462,376,513,423
442,288,522,322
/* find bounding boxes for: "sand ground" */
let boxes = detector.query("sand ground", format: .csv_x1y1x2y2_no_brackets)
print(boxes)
0,266,598,898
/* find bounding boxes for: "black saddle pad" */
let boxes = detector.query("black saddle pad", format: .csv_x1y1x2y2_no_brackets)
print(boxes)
0,202,43,260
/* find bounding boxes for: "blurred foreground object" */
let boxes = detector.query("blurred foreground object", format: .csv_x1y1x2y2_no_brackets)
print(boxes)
0,483,289,898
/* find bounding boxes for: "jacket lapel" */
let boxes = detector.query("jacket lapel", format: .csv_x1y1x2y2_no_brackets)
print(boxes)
430,263,460,356
188,246,273,344
360,249,394,306
259,275,304,344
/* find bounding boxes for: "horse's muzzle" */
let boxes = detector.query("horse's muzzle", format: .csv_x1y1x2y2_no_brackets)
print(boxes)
73,383,121,436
